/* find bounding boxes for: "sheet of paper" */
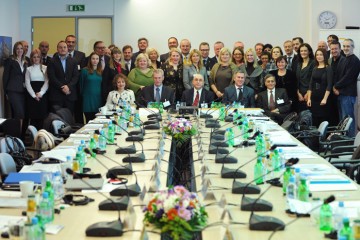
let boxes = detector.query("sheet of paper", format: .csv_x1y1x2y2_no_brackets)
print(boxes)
20,163,62,173
46,224,64,234
0,215,27,229
308,175,358,191
33,148,76,163
0,198,27,208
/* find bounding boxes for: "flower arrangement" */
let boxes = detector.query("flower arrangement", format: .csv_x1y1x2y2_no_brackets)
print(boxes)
163,118,197,146
143,185,208,240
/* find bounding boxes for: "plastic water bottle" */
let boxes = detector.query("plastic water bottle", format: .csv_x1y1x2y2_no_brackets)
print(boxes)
219,106,225,121
226,128,234,147
334,202,347,235
107,121,115,143
272,149,281,172
175,101,180,111
27,194,37,219
31,217,45,240
278,148,286,169
297,177,310,202
76,146,85,171
53,171,64,202
282,167,292,194
98,130,107,150
338,218,353,239
89,138,96,151
39,192,53,224
254,157,264,184
294,168,301,186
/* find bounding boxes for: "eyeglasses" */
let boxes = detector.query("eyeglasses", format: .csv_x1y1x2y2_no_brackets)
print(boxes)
200,49,209,52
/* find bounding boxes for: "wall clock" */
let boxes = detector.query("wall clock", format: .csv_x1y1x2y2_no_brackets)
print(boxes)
318,11,337,29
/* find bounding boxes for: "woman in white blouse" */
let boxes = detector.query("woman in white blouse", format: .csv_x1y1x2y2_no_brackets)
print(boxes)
105,73,135,110
25,49,49,130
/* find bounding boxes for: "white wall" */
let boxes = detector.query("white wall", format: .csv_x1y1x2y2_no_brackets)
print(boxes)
15,0,360,56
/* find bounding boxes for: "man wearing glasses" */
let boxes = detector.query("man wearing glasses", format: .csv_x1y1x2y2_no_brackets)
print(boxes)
199,42,215,79
87,41,110,70
160,37,178,63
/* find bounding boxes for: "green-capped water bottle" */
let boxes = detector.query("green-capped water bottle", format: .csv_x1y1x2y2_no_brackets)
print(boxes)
282,167,292,194
219,106,225,121
297,177,310,202
272,149,281,172
338,218,354,239
226,128,234,147
254,157,264,184
43,181,54,222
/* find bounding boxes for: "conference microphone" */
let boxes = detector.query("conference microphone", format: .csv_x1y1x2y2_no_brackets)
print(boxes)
115,113,145,136
200,96,225,119
241,158,299,211
84,149,141,197
267,195,335,238
221,130,260,178
134,101,162,120
215,129,254,164
65,168,124,237
232,145,278,194
111,120,144,142
94,129,136,155
205,104,233,128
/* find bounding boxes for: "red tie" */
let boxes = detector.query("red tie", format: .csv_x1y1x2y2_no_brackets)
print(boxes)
193,91,200,106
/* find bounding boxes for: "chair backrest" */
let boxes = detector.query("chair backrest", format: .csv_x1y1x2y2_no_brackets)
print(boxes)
317,121,329,140
34,129,56,151
52,120,65,135
0,136,26,153
0,152,17,179
342,117,353,133
55,108,74,126
354,132,360,147
0,119,21,138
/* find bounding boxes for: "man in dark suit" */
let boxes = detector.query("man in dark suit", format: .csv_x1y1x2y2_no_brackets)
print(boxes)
256,74,291,124
160,37,178,64
283,40,298,72
211,41,224,63
122,45,135,76
181,74,214,107
47,41,79,114
140,69,175,107
131,37,148,63
222,70,255,108
65,35,86,69
85,41,110,70
38,41,52,66
199,42,216,79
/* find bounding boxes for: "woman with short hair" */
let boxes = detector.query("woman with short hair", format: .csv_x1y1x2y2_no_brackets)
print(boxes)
127,53,154,97
146,47,161,70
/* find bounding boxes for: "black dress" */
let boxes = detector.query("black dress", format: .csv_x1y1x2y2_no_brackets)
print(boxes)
309,67,333,126
161,62,184,102
270,69,298,112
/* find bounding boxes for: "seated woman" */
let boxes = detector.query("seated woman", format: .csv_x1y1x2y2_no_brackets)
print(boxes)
256,74,291,124
104,73,135,110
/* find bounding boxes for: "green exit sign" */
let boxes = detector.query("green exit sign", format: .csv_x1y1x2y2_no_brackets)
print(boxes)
67,4,85,12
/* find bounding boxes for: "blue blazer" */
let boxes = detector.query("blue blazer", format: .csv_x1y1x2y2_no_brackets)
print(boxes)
222,85,255,107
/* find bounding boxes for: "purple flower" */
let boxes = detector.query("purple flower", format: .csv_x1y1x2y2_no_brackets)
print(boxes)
178,207,192,221
155,209,164,219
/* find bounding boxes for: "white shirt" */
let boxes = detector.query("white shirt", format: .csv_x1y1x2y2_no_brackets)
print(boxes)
25,64,49,98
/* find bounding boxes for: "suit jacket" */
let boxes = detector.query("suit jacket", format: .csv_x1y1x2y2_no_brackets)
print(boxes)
222,85,255,108
54,50,86,69
203,57,216,75
160,52,169,64
290,54,299,73
47,56,79,101
121,60,136,76
181,88,215,106
183,65,209,90
41,56,52,66
3,58,27,93
140,84,175,107
211,56,218,64
256,88,291,114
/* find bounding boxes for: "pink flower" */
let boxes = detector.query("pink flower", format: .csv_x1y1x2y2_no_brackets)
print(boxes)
177,207,192,221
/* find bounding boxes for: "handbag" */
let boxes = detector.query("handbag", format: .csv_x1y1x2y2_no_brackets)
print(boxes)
4,136,33,171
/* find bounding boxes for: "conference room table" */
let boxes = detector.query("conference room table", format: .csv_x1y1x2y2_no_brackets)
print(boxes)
1,108,359,240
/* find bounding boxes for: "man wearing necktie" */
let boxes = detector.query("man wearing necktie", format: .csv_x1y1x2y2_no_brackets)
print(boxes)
181,74,214,107
222,70,255,107
256,74,291,123
38,41,51,66
140,69,175,108
283,40,297,71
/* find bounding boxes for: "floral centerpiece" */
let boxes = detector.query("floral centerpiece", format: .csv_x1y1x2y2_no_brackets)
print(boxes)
163,118,197,146
143,185,208,240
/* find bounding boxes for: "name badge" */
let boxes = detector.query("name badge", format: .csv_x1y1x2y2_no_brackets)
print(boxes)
201,103,208,108
277,99,284,104
163,101,171,108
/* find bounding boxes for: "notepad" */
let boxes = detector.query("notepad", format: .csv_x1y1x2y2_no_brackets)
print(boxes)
4,172,43,184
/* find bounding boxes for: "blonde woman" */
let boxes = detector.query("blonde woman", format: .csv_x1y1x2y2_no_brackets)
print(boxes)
161,48,184,101
239,48,264,94
209,47,238,99
25,49,48,130
127,53,154,96
183,49,209,90
146,47,161,70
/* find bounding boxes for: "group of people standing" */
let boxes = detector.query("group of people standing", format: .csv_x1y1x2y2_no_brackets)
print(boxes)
3,34,360,137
